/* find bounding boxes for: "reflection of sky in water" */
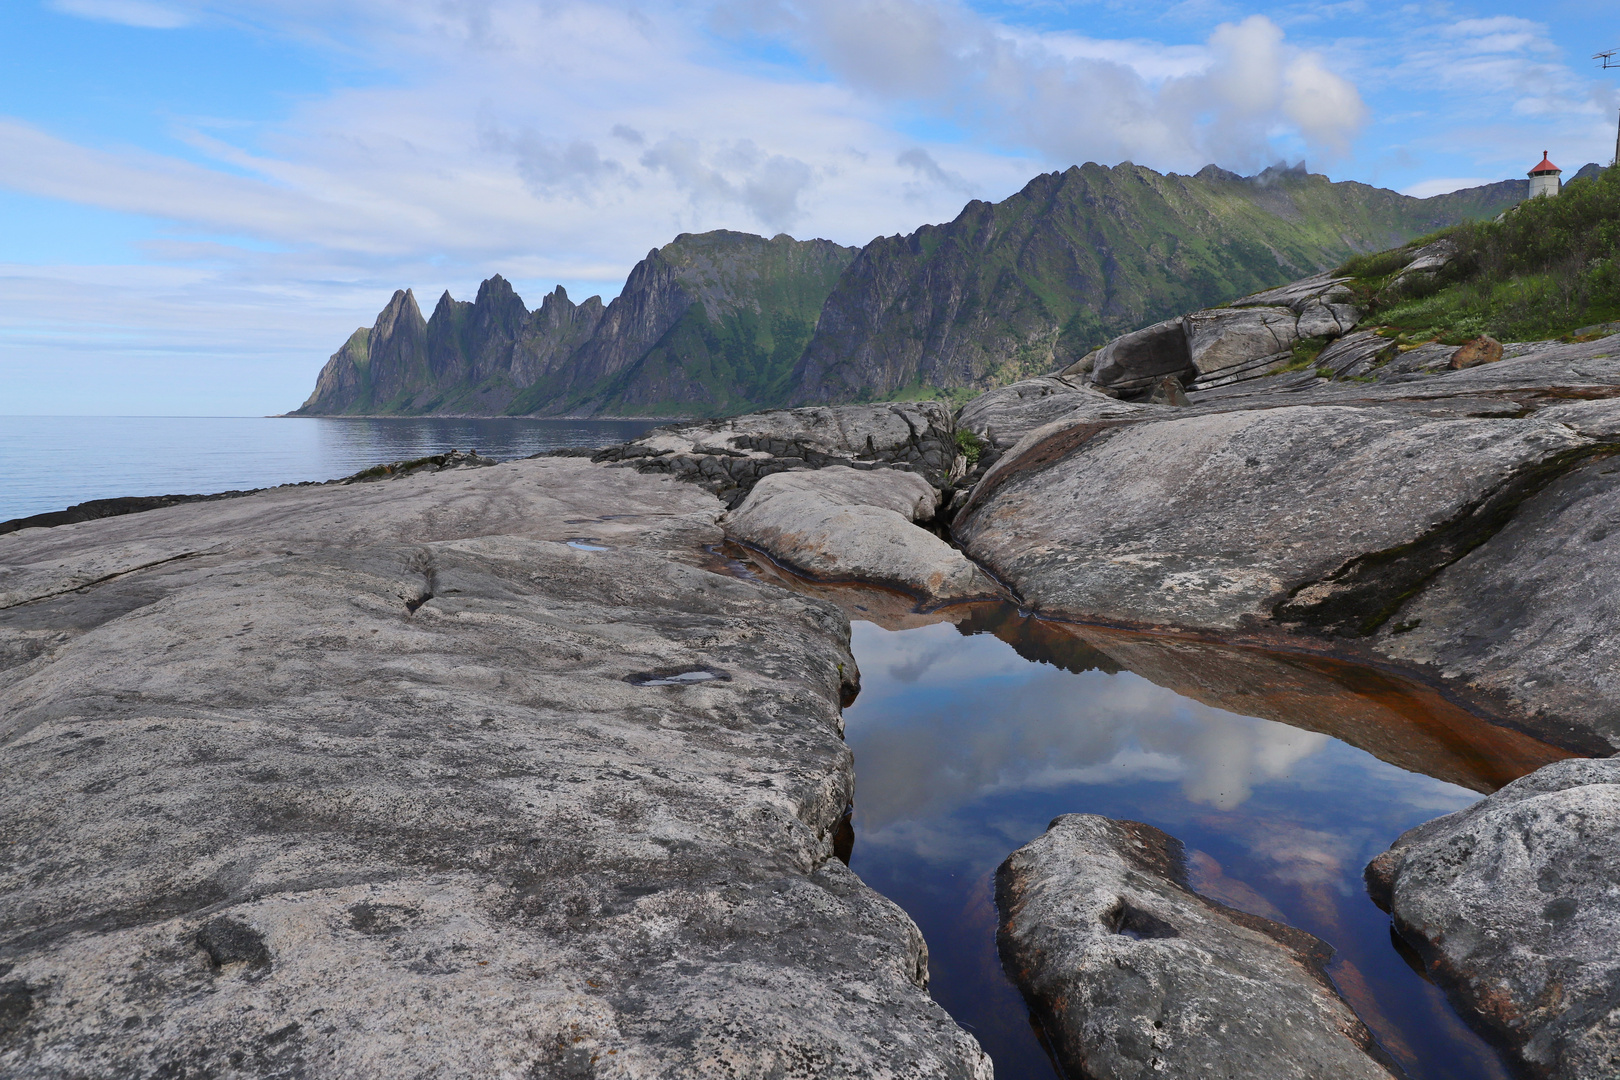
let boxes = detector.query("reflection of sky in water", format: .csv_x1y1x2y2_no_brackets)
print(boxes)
843,619,1508,1080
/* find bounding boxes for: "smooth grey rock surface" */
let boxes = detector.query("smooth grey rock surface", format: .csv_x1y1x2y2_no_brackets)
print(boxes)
0,458,991,1078
1317,330,1396,378
955,402,1592,631
595,401,959,506
1366,759,1620,1079
1373,450,1620,749
723,467,1000,604
998,814,1396,1080
1227,270,1352,310
957,375,1155,449
1183,306,1301,376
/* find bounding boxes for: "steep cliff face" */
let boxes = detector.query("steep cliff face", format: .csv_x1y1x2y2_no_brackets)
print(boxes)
295,231,855,418
297,289,430,415
787,164,1525,404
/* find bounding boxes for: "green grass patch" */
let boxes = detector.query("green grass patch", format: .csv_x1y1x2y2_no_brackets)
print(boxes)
1342,166,1620,343
954,428,986,464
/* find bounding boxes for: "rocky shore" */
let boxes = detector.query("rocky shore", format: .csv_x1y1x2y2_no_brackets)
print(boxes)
0,457,989,1077
6,246,1620,1077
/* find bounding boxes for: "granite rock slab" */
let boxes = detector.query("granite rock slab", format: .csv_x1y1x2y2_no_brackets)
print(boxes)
594,402,959,506
956,375,1158,449
1366,758,1620,1079
0,458,991,1079
1371,448,1620,750
723,466,1000,605
954,402,1593,631
998,814,1397,1080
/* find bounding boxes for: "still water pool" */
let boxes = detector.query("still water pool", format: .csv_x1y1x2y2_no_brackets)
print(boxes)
834,602,1571,1080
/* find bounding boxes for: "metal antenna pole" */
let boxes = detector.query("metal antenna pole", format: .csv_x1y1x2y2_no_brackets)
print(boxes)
1599,52,1620,166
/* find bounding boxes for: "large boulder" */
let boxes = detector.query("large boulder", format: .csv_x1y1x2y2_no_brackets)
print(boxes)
722,466,1000,605
1074,269,1366,398
1076,317,1194,395
998,814,1397,1080
954,402,1594,632
0,458,992,1078
595,402,959,506
956,375,1158,449
1182,306,1299,378
1366,759,1620,1079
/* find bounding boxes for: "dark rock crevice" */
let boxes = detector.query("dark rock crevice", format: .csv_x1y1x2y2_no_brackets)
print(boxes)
1274,444,1619,637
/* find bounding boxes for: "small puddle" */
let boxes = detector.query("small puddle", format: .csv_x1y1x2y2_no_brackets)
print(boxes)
725,553,1574,1080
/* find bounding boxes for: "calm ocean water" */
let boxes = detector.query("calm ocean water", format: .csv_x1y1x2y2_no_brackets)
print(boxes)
0,415,662,523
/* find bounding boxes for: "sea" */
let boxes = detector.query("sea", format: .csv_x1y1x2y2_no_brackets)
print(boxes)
0,415,664,524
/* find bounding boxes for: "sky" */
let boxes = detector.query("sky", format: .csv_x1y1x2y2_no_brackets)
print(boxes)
2,0,1617,415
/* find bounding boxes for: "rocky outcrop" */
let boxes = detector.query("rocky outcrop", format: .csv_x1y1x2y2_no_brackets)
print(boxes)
1071,270,1366,396
956,402,1589,628
951,335,1620,750
1366,759,1620,1079
722,467,1000,605
595,401,959,507
955,376,1159,477
1079,317,1194,394
0,458,991,1078
998,814,1397,1080
1371,422,1620,751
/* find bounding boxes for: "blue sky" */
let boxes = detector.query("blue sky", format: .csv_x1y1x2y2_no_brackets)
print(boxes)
2,0,1617,414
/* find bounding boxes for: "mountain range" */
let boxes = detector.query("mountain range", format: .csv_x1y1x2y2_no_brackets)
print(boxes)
292,162,1526,418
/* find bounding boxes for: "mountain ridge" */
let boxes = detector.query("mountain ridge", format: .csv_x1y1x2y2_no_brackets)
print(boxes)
293,163,1527,418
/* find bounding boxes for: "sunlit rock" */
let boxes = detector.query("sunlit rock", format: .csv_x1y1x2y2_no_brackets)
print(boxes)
1367,758,1620,1080
998,814,1399,1080
723,466,1000,605
0,457,992,1079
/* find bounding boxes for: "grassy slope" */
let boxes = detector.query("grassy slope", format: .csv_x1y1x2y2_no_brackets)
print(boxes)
1349,166,1620,344
563,232,857,417
790,164,1524,403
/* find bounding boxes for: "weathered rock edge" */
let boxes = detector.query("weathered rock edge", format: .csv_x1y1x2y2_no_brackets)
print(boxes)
1366,759,1620,1080
0,458,992,1079
998,814,1399,1080
0,450,499,537
594,402,960,507
721,467,1002,607
950,341,1620,752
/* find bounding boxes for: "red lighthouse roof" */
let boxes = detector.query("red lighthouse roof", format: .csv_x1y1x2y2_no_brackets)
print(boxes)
1529,152,1561,176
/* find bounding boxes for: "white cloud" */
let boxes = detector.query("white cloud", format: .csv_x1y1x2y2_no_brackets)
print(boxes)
2,0,1372,412
1363,12,1619,178
731,2,1368,172
1400,176,1497,198
49,0,191,28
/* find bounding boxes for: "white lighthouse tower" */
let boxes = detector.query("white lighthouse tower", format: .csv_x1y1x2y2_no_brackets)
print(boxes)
1528,152,1562,199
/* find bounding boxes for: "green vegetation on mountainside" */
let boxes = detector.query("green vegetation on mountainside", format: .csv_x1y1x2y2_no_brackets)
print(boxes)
788,163,1525,404
584,233,855,416
298,165,1529,419
1343,166,1620,343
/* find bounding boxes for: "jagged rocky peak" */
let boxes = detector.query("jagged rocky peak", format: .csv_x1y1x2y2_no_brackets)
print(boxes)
296,165,1524,419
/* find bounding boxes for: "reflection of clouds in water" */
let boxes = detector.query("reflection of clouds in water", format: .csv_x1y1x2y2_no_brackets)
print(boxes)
847,620,1333,827
855,619,1029,685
